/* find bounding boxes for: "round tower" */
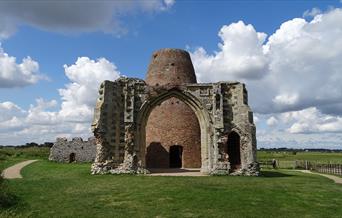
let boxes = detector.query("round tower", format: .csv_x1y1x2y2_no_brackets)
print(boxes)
145,48,201,168
146,48,197,86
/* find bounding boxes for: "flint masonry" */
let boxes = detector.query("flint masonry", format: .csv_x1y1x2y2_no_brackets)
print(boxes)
90,48,259,175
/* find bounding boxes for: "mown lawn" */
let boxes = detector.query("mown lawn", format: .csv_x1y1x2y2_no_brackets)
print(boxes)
1,160,341,218
257,151,342,163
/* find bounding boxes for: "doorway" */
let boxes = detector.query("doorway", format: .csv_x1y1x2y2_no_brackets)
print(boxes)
69,153,76,163
169,145,183,168
227,131,241,170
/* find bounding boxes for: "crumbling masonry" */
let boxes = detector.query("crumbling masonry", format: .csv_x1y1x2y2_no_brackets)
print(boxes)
91,48,259,175
49,137,96,163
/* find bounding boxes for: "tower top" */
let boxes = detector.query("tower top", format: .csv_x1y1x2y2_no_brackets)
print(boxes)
145,48,197,86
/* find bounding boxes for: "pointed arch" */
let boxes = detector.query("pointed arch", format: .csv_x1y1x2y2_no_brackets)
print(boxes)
135,88,213,172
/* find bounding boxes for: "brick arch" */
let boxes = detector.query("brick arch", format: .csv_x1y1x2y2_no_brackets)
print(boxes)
136,88,213,173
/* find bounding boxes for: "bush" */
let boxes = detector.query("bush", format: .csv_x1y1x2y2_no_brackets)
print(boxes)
0,173,18,208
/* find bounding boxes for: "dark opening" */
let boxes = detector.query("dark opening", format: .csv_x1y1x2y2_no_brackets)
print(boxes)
215,94,221,109
169,145,183,168
227,131,241,169
146,142,169,168
69,153,76,163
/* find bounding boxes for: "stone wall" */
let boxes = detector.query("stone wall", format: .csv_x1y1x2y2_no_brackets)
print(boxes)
90,48,259,176
49,137,96,163
90,79,259,175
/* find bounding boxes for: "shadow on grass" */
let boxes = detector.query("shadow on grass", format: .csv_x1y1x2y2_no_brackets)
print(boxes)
260,170,293,178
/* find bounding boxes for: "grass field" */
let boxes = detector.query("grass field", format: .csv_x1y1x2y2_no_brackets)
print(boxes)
258,151,342,163
0,160,341,218
0,147,49,171
1,148,341,217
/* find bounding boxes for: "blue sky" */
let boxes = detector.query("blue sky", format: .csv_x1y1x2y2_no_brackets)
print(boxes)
0,0,342,148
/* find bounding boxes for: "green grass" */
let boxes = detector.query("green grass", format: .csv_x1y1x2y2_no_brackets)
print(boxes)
1,160,341,218
257,151,342,163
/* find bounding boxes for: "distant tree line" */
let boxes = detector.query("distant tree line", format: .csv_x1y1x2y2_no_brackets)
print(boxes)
0,142,53,148
258,147,342,153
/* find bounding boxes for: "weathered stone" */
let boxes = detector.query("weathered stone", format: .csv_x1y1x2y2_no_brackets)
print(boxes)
49,137,96,163
91,48,259,176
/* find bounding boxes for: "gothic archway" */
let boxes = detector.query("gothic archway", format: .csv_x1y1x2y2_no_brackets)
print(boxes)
136,88,213,173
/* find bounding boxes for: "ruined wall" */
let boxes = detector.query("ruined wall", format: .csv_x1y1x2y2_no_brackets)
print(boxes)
90,48,259,176
49,137,96,163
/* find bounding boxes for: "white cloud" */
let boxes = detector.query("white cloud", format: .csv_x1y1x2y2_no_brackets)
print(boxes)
253,107,342,148
0,1,175,39
257,129,342,149
266,116,278,127
272,93,299,106
59,57,120,122
0,101,25,121
0,57,121,144
303,8,322,18
283,107,342,134
253,115,259,124
191,8,342,116
190,8,342,148
0,45,45,87
164,0,176,8
191,21,268,82
26,99,58,125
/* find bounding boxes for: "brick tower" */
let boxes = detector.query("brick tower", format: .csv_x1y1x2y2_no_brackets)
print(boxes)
145,48,201,168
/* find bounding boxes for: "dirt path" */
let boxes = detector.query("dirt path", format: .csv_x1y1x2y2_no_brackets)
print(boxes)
1,160,38,179
298,170,342,184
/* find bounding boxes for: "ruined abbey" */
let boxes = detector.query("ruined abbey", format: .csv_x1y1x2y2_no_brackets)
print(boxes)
90,48,259,176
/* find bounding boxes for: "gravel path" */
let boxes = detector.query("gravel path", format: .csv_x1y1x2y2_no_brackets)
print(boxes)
1,160,38,179
299,170,342,184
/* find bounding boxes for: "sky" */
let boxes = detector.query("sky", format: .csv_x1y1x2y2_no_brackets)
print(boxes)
0,0,342,149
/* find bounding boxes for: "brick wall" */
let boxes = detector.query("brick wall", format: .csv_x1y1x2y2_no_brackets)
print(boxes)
146,97,201,168
145,48,201,168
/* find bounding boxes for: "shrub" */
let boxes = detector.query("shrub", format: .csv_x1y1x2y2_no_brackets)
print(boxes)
0,173,18,208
